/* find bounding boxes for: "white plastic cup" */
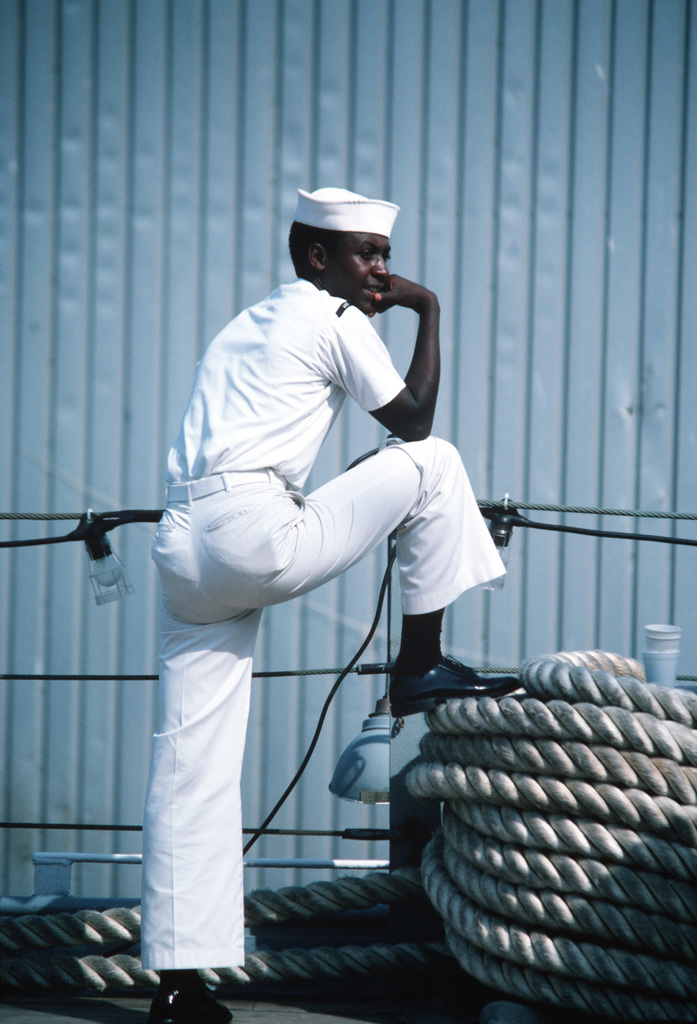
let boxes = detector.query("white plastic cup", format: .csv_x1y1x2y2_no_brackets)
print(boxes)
645,624,681,652
643,649,680,687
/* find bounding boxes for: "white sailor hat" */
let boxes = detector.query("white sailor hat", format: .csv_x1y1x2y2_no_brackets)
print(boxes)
294,187,400,238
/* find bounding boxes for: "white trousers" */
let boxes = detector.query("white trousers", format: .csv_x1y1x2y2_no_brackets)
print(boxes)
141,438,503,968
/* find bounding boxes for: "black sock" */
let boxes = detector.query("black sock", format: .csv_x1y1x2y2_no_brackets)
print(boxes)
396,609,444,675
159,969,202,993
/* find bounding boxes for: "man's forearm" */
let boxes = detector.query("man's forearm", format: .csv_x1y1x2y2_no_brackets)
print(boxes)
369,281,442,441
401,293,440,436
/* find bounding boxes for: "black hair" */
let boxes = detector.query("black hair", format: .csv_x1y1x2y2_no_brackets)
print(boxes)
288,221,344,279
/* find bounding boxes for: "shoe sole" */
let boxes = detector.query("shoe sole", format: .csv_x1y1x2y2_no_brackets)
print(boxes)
390,695,442,717
147,1005,232,1024
147,1015,232,1024
391,677,520,718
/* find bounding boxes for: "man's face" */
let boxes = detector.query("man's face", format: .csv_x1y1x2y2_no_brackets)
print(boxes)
315,233,391,315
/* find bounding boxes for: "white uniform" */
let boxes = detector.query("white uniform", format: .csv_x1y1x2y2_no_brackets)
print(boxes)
141,279,504,969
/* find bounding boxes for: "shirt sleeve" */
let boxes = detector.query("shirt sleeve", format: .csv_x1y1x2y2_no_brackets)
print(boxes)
317,302,406,412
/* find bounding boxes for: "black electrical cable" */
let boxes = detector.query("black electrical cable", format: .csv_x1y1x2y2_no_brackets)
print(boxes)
0,821,388,839
507,512,697,547
0,509,163,548
478,503,695,544
242,544,397,855
0,534,80,549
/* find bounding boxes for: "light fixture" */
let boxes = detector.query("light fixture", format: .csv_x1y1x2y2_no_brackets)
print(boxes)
329,695,390,804
80,509,134,605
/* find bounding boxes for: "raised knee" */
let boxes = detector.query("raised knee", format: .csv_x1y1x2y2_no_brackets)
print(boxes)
399,435,461,469
388,437,466,492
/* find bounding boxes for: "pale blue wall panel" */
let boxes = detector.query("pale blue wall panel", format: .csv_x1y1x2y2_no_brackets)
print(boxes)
452,0,500,470
163,1,207,434
521,0,575,660
597,1,650,654
448,0,502,663
4,0,60,894
486,0,538,666
424,0,466,443
120,0,173,891
0,0,23,884
73,0,133,896
352,0,392,189
634,0,690,649
203,0,244,337
41,0,95,889
314,0,354,185
386,0,427,286
238,4,281,308
560,0,613,654
671,0,697,677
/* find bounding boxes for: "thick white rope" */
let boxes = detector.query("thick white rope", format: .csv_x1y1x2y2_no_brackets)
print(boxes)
0,905,142,952
0,941,451,992
1,868,440,992
409,760,697,843
0,867,422,952
410,653,697,1022
423,836,696,1020
445,924,694,1022
441,812,697,923
242,865,423,924
418,731,697,803
202,941,450,986
437,825,697,961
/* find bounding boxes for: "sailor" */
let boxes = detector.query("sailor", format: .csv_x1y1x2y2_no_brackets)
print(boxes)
141,187,518,1022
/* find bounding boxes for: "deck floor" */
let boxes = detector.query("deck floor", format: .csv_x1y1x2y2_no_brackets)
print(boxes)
0,989,481,1024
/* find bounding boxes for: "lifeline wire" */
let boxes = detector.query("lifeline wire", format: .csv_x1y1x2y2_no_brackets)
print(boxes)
478,500,697,519
2,503,697,548
3,503,697,520
2,499,695,844
0,509,162,548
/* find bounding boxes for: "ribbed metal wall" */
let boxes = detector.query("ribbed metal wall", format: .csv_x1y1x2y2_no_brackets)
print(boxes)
1,0,695,899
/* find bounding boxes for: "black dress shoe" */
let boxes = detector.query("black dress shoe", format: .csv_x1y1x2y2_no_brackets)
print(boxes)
147,984,232,1024
389,655,520,717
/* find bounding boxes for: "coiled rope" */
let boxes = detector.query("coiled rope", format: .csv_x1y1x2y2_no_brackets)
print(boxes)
2,943,451,993
0,867,452,992
409,652,697,1022
0,869,422,951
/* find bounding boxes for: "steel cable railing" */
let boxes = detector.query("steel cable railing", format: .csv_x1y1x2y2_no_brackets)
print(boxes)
2,501,696,840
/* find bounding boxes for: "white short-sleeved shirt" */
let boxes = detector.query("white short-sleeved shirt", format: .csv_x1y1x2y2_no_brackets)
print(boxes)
166,279,406,489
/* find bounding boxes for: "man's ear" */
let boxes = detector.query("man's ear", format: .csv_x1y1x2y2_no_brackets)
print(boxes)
308,242,328,274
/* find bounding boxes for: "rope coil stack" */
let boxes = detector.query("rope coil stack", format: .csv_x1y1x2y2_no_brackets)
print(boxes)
408,651,697,1022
